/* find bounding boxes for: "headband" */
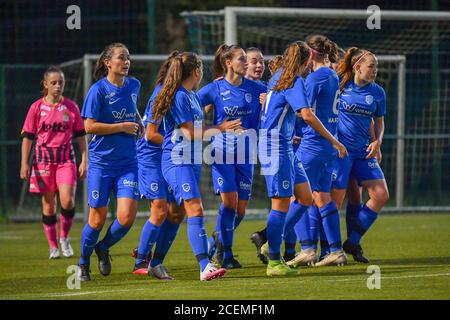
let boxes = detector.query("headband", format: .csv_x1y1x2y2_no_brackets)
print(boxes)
352,51,370,68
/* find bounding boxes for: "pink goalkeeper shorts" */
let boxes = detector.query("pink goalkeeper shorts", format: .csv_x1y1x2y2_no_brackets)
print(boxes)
29,162,77,194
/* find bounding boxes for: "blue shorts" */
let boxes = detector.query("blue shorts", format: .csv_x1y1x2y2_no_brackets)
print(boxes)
294,154,309,185
212,163,254,200
300,152,334,193
332,157,385,189
162,164,202,206
263,151,295,198
87,165,139,208
138,164,174,202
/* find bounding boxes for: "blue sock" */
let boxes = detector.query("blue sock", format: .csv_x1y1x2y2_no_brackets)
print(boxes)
309,205,321,250
136,220,160,265
215,204,223,234
319,201,342,252
294,210,313,250
284,200,309,242
79,223,101,266
234,214,244,229
319,219,330,256
187,216,209,272
97,219,132,252
208,204,223,249
266,209,286,261
151,219,180,267
348,205,378,245
283,230,297,256
221,206,236,261
346,202,362,239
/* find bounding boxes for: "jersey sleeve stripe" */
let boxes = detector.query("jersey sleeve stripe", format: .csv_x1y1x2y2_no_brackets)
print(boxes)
73,129,86,137
21,131,35,140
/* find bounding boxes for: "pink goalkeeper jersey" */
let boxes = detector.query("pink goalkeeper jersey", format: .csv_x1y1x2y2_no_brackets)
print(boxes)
22,97,86,164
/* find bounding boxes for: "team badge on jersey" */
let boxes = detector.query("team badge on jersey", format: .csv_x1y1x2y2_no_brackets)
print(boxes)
331,173,337,181
217,177,224,186
63,112,69,122
182,183,191,192
282,180,290,190
131,94,138,106
365,95,374,105
245,93,252,103
194,114,203,127
92,190,99,199
150,183,159,192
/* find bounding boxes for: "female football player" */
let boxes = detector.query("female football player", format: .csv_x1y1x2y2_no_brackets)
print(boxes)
77,43,143,281
20,66,86,259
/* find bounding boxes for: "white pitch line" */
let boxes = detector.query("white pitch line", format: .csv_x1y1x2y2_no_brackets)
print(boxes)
0,236,23,240
32,287,151,298
5,272,450,299
326,272,450,282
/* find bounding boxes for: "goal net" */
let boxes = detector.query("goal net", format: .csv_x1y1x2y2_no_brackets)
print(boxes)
181,7,450,212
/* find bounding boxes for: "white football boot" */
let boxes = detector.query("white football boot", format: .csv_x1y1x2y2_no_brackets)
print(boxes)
60,238,74,258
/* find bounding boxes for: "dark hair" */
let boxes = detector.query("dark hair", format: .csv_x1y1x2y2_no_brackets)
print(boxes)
155,50,179,86
336,47,373,91
93,43,128,81
268,55,283,75
306,34,338,64
212,44,243,79
152,52,202,120
41,66,64,96
273,41,310,91
337,46,346,61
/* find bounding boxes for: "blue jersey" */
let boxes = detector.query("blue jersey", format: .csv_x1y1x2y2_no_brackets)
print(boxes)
254,79,267,86
260,69,309,154
81,77,140,169
162,87,204,165
293,116,306,153
198,78,266,130
337,79,386,158
300,67,340,156
198,78,266,161
136,84,164,167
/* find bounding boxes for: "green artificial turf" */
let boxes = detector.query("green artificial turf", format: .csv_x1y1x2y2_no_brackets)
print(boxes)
0,214,449,300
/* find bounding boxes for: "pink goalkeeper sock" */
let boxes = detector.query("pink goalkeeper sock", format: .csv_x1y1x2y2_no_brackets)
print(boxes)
43,223,58,249
60,214,74,239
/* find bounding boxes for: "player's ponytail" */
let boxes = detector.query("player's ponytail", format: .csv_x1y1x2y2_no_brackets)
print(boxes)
93,42,128,81
212,43,241,79
337,47,371,91
273,41,310,91
324,39,339,63
155,50,180,86
41,66,64,96
306,34,338,64
152,52,202,120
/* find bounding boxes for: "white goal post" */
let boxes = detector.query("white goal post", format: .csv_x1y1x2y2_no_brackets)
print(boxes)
224,6,450,45
219,6,450,214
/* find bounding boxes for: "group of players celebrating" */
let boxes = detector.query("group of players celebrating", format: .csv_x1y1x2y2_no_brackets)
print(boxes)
20,34,388,282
